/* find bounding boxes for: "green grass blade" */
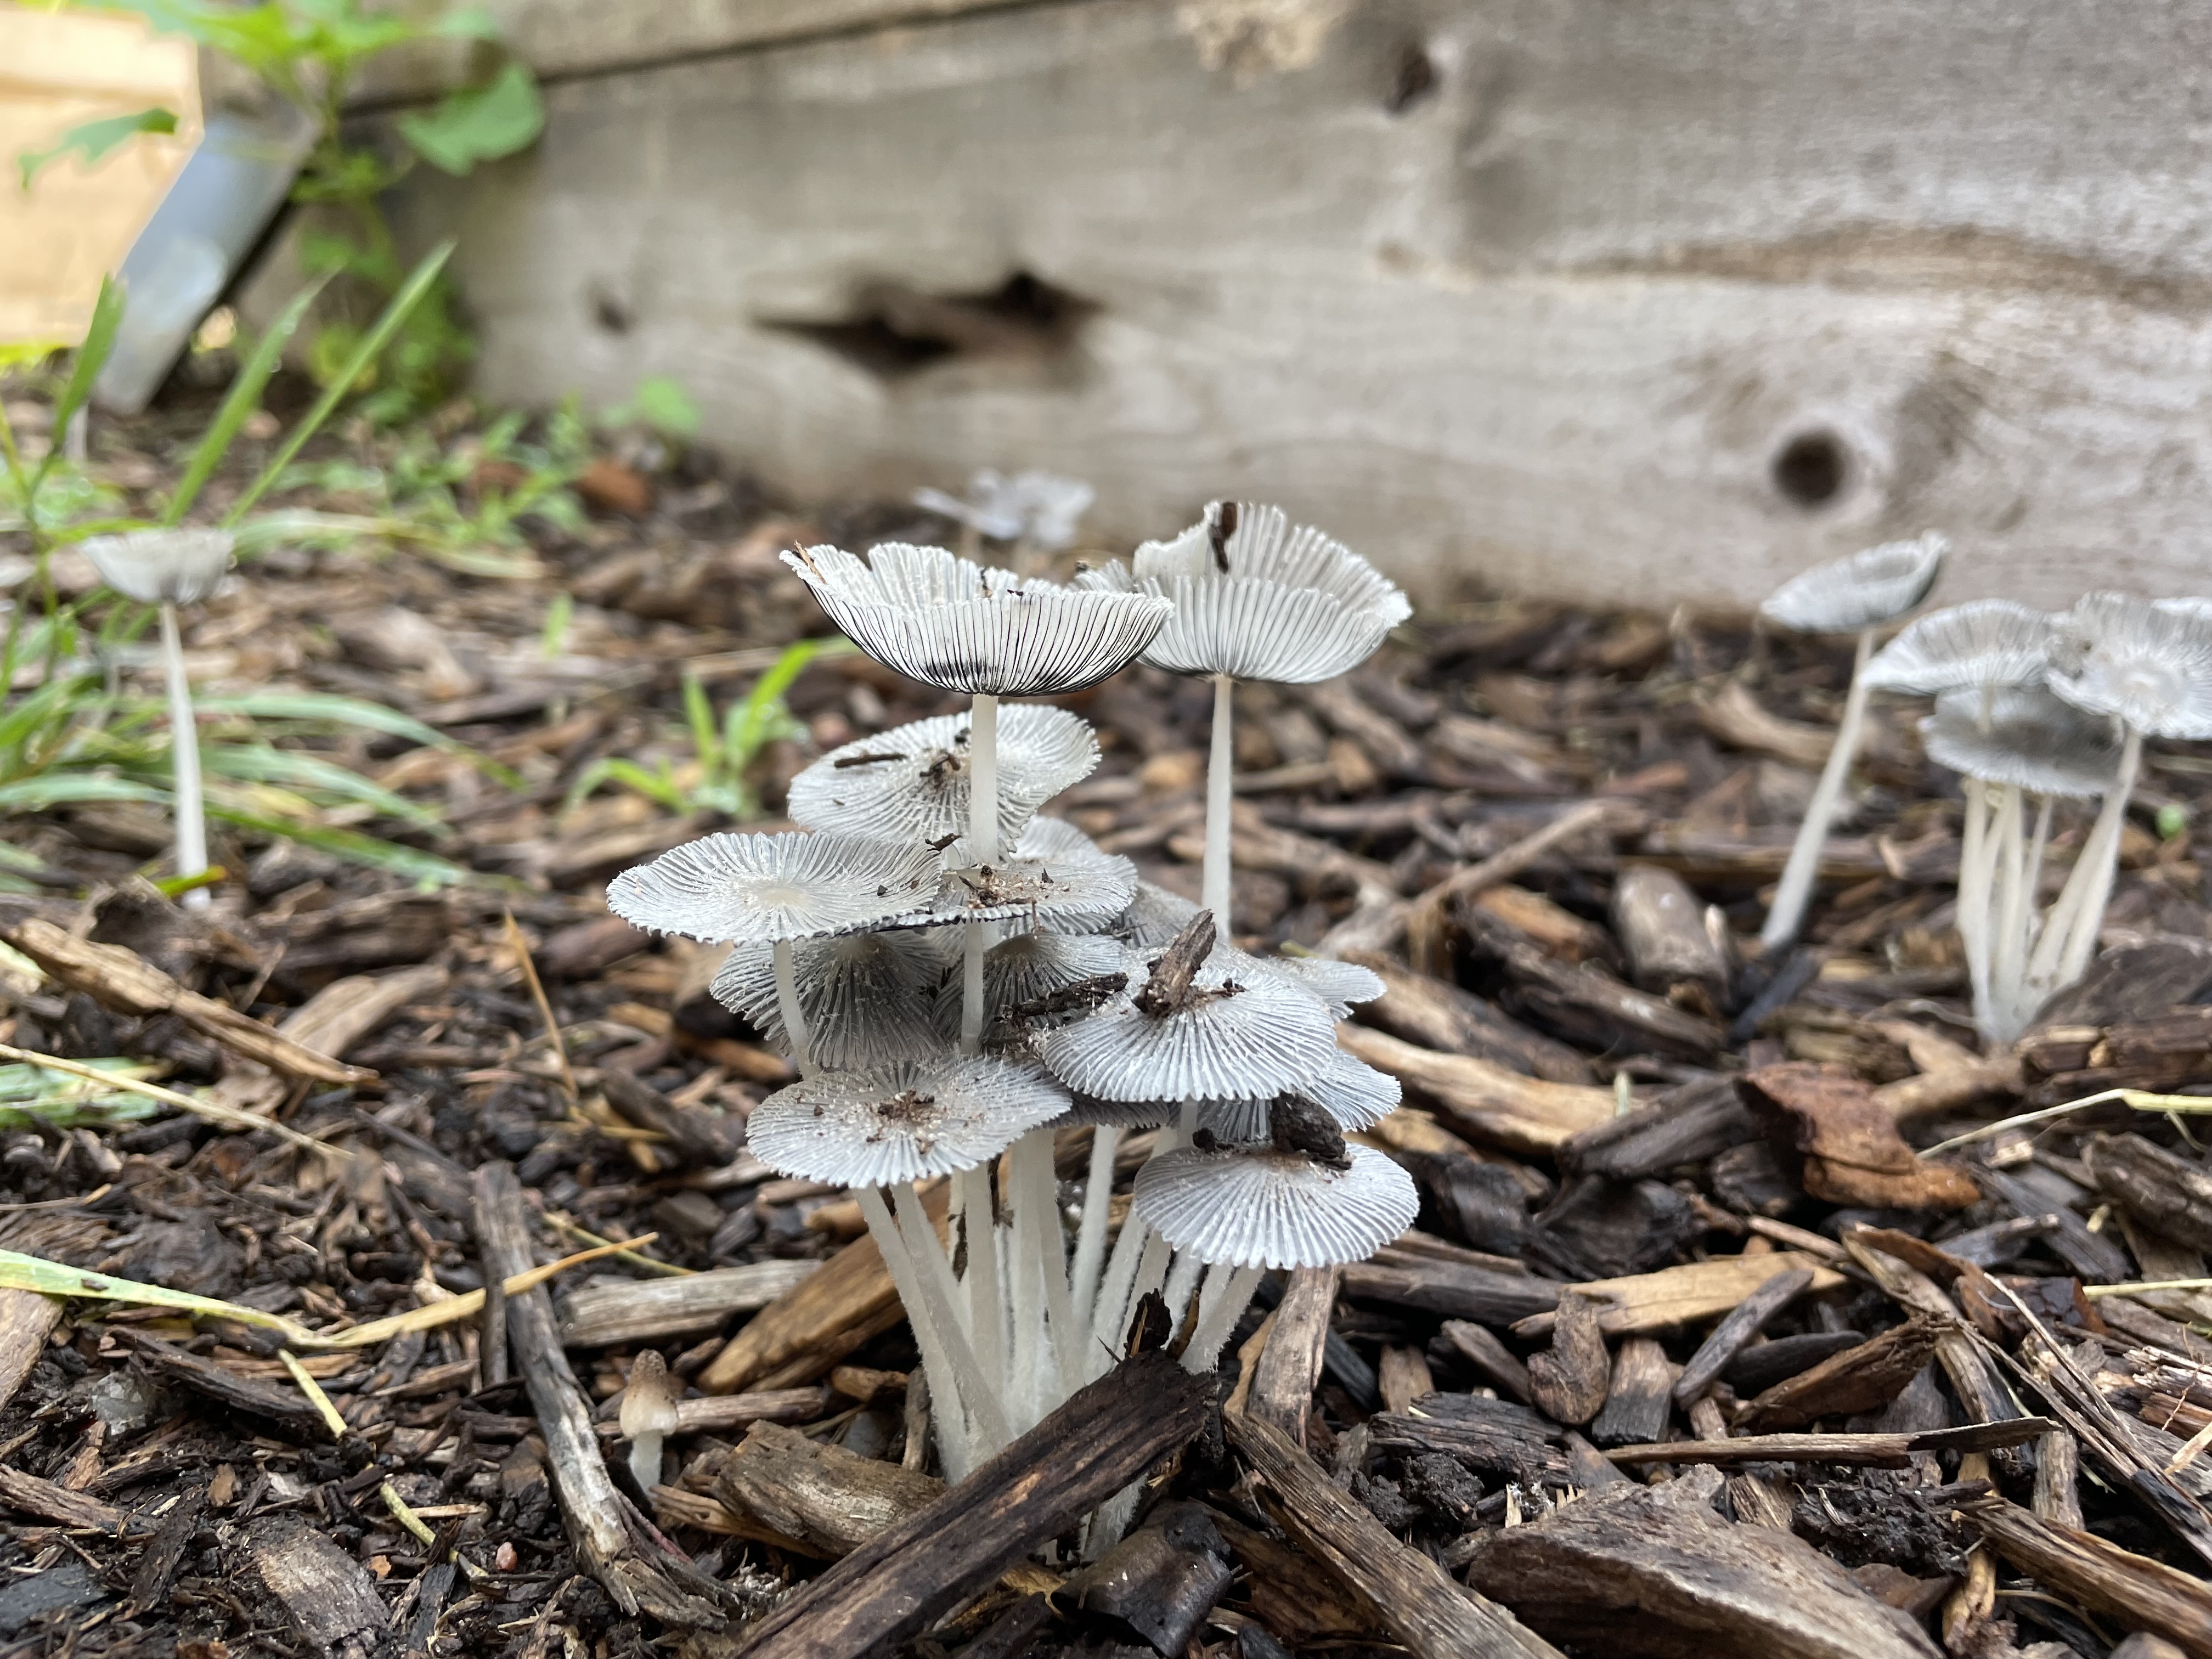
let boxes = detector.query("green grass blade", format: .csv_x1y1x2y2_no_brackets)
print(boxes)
0,1249,326,1347
197,744,449,834
191,690,449,749
223,240,456,525
33,278,126,492
166,275,331,525
205,806,492,889
0,774,168,814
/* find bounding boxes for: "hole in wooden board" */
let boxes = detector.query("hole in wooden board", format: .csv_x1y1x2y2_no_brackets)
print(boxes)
764,270,1097,379
1771,430,1849,508
1386,43,1439,114
590,286,633,335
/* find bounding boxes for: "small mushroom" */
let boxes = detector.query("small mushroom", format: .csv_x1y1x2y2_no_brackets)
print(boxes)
710,929,952,1071
1756,531,1948,951
913,467,1095,556
618,1349,676,1494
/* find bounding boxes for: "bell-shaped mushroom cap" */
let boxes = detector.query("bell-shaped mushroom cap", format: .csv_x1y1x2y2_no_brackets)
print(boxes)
618,1349,677,1441
712,929,952,1067
781,543,1172,697
1759,532,1948,634
1921,685,2124,799
607,831,938,944
1076,503,1409,684
913,469,1095,552
1200,1051,1403,1140
1115,881,1203,948
916,816,1138,933
2049,591,2212,739
1037,945,1341,1102
1248,952,1385,1019
1864,599,2053,694
744,1053,1070,1188
80,528,234,606
934,929,1129,1040
2155,596,2212,623
788,703,1099,847
1132,1143,1418,1269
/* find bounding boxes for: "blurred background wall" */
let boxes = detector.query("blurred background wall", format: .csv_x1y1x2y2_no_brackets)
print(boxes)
318,0,2212,606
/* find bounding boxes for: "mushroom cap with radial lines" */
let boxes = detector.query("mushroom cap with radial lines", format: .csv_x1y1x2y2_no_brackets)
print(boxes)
79,528,234,606
1864,599,2054,695
1199,1049,1403,1140
2047,591,2212,740
1921,685,2124,799
787,703,1099,848
710,929,952,1068
1036,944,1341,1102
781,543,1172,697
1248,953,1385,1019
1759,532,1948,634
913,469,1094,551
912,815,1137,933
1115,881,1203,948
1075,503,1408,683
932,929,1128,1040
605,831,938,944
743,1053,1070,1188
1132,1144,1419,1269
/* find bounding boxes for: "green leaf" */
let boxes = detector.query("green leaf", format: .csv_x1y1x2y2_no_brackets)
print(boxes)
0,1248,329,1347
166,276,331,525
397,62,543,176
0,775,168,815
206,806,486,889
433,5,501,37
626,375,699,441
190,690,449,750
16,107,179,190
198,744,448,833
33,276,126,494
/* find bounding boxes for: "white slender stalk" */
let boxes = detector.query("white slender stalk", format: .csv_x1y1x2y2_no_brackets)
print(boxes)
1127,1229,1173,1322
2056,728,2143,985
1088,1213,1148,1375
1985,783,2025,1041
1007,1182,1044,1431
960,693,1001,1055
1068,1125,1120,1329
1760,628,1876,951
1011,1128,1081,1407
888,1181,1011,1456
1085,1480,1144,1561
1203,673,1235,930
1178,1099,1200,1139
1956,778,1993,1026
956,1163,1003,1392
1161,1251,1203,1339
1182,1264,1265,1375
160,602,209,910
770,939,814,1075
857,1186,975,1481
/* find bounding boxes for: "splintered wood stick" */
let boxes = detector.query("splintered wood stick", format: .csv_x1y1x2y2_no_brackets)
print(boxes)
0,1289,60,1418
1961,1496,2212,1658
729,1351,1209,1659
1248,1266,1339,1446
1226,1407,1566,1659
1605,1417,2058,1468
1336,1024,1615,1153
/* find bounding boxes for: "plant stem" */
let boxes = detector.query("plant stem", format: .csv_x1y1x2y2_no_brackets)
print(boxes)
1011,1128,1081,1413
1203,673,1234,930
1068,1125,1120,1329
1088,1209,1149,1376
770,939,814,1075
1182,1263,1265,1375
1161,1251,1203,1339
956,1163,1003,1395
1987,783,2026,1040
856,1185,975,1481
2056,727,2144,985
1760,628,1875,951
159,601,209,910
888,1181,1011,1458
960,692,1000,1056
1957,778,1992,1028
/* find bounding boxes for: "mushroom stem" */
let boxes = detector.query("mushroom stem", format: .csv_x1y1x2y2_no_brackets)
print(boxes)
1088,1213,1150,1377
1203,673,1234,931
1160,1250,1203,1339
857,1184,981,1480
1956,778,1993,1029
770,939,815,1076
955,1163,1004,1394
160,601,210,910
1986,783,2027,1039
890,1182,1013,1463
1068,1125,1121,1329
960,693,1000,1056
1181,1263,1265,1375
627,1431,664,1494
1011,1128,1081,1413
1760,627,1876,951
2052,726,2143,986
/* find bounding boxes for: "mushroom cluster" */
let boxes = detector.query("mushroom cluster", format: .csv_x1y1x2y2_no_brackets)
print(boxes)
608,512,1417,1546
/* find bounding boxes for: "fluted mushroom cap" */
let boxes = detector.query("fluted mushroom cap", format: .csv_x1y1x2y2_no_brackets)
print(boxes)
1921,685,2125,799
1865,599,2053,695
787,703,1099,848
744,1053,1070,1188
606,831,938,944
1131,1143,1418,1268
913,469,1094,552
912,815,1138,933
782,542,1171,697
1760,533,1948,634
80,528,234,606
1075,502,1409,684
933,929,1129,1041
1115,881,1203,949
1248,953,1385,1019
2047,591,2212,740
1199,1049,1403,1140
710,929,952,1068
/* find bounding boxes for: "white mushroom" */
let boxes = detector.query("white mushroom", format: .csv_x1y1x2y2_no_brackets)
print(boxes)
709,929,952,1070
618,1349,676,1495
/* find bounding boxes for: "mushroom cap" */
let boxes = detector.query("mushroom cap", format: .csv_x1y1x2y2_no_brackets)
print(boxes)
912,816,1138,933
1048,1094,1180,1130
1131,1143,1418,1269
1759,532,1948,634
782,543,1171,697
933,929,1129,1041
744,1053,1070,1187
1247,952,1386,1019
1200,1049,1403,1140
1075,503,1409,683
80,528,234,606
711,929,952,1067
913,469,1094,551
2049,591,2212,739
1036,944,1341,1102
606,831,938,944
1864,599,2053,695
787,703,1099,848
1921,685,2125,799
1115,880,1204,949
618,1349,677,1437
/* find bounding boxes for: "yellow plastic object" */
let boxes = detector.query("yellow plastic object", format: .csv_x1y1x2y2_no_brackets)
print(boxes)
0,4,200,346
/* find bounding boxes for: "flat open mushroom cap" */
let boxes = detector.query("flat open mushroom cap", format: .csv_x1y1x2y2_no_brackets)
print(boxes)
1132,1144,1418,1269
914,469,1094,551
1115,881,1203,948
1200,1051,1403,1140
606,831,938,944
915,816,1138,933
782,543,1171,697
80,528,234,607
787,703,1099,847
1865,599,2053,694
1248,952,1386,1019
744,1054,1070,1188
934,929,1129,1040
1076,502,1409,684
2048,591,2212,740
1759,532,1948,634
1922,685,2124,799
1037,945,1340,1102
712,930,952,1067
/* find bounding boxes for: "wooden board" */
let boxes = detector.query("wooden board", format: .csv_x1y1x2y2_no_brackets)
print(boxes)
366,0,2212,608
0,7,199,345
